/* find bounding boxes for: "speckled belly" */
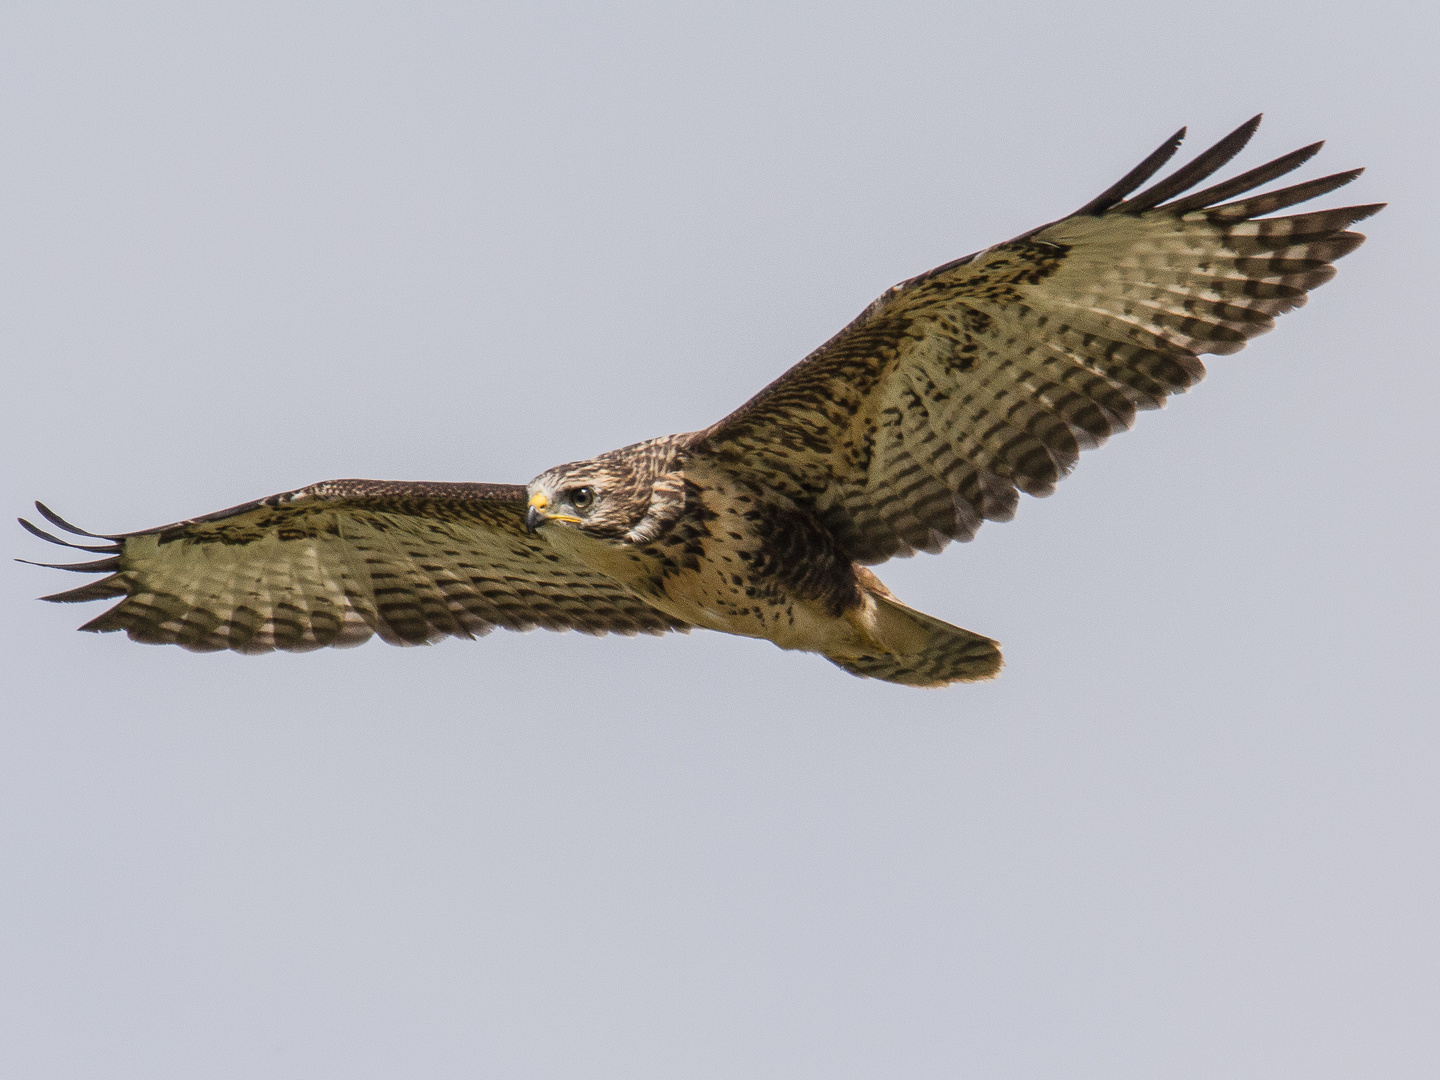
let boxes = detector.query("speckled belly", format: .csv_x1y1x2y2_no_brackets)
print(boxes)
538,465,876,655
634,480,871,653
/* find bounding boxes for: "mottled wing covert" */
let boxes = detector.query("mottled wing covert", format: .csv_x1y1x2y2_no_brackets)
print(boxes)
691,116,1383,563
21,480,686,652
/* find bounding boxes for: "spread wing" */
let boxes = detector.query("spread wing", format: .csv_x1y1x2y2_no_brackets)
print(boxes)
690,116,1384,564
20,479,686,652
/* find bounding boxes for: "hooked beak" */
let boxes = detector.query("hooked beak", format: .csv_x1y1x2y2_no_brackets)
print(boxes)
525,491,581,535
525,492,548,535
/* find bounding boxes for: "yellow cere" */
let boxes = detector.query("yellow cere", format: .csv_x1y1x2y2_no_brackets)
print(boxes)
529,493,548,509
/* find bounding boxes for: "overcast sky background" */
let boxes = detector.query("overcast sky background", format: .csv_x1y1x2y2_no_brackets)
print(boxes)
2,3,1437,1078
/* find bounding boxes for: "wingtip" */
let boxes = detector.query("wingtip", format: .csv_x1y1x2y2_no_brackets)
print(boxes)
34,501,112,539
17,555,122,573
1289,139,1326,171
36,501,82,533
19,514,120,551
1115,114,1276,216
1069,122,1191,218
1232,113,1263,151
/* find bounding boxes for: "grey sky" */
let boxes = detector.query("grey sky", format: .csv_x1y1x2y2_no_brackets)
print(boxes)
3,3,1437,1077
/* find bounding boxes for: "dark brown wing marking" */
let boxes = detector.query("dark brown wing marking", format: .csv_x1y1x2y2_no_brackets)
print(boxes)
690,116,1383,564
21,479,686,652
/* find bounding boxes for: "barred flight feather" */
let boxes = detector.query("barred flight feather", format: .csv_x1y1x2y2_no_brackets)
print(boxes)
695,115,1381,564
22,116,1380,686
21,482,688,653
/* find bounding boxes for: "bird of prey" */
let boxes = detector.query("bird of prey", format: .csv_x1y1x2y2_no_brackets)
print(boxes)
21,116,1381,686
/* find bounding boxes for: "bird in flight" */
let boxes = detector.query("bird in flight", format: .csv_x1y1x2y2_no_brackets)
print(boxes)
21,116,1381,686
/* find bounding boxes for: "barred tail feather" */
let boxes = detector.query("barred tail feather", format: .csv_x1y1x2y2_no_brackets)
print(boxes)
826,593,1002,687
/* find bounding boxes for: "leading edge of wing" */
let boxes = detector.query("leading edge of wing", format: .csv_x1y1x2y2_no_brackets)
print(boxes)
685,116,1381,566
20,478,691,645
18,478,532,609
696,114,1381,443
22,478,530,544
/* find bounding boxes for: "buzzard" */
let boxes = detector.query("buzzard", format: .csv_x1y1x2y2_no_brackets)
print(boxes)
21,116,1381,686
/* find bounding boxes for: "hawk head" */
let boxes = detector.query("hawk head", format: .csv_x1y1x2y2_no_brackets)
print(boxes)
525,435,691,545
525,456,650,540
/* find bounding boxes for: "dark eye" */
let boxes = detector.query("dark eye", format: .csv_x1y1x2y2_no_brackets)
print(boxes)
569,487,595,511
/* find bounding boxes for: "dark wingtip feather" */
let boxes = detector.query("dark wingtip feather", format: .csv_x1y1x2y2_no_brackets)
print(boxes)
1071,125,1187,217
41,578,129,604
18,517,56,543
1163,140,1326,216
77,601,131,621
1118,114,1264,215
1207,169,1370,221
18,556,123,573
18,516,119,552
34,501,116,539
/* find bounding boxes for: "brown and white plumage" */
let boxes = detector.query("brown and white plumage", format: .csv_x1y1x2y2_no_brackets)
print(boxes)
22,481,685,652
695,116,1379,563
21,116,1382,685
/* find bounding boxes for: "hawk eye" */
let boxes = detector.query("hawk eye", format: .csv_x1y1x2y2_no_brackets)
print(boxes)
569,487,595,511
